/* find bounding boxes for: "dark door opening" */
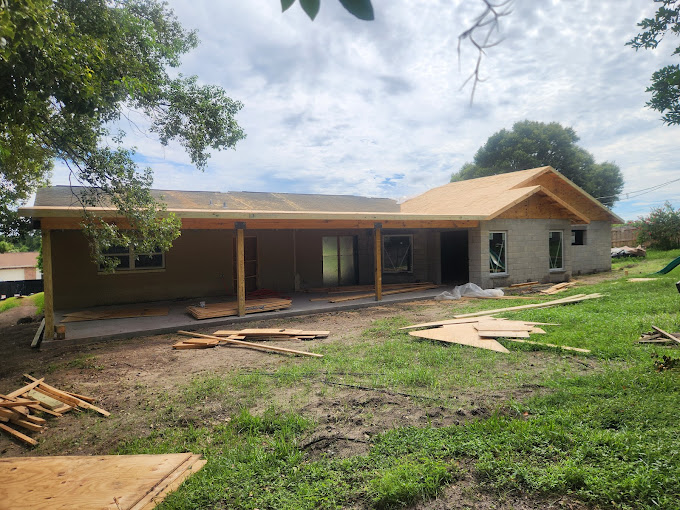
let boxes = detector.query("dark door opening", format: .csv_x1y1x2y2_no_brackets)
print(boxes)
440,230,469,284
322,235,358,287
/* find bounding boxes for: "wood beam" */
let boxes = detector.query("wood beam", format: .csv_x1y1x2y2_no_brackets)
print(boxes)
374,225,382,301
236,227,246,317
41,230,54,343
180,218,479,230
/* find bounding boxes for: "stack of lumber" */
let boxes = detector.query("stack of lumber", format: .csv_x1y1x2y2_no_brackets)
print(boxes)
186,298,292,320
1,452,205,509
540,281,577,295
310,282,439,303
638,326,680,345
0,375,109,446
173,330,324,358
61,306,169,323
402,316,589,353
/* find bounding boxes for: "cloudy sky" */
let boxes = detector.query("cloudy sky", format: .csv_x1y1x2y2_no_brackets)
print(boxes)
53,0,680,221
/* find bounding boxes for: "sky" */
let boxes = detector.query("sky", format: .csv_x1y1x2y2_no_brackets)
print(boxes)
51,0,680,221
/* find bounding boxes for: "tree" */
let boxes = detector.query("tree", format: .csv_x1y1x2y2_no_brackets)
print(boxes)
0,0,245,270
629,0,680,125
281,0,374,21
636,201,680,249
450,120,625,207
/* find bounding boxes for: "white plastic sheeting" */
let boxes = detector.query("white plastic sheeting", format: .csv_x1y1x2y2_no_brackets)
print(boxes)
434,282,504,300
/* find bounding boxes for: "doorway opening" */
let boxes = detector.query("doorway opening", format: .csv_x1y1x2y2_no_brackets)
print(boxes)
440,230,469,284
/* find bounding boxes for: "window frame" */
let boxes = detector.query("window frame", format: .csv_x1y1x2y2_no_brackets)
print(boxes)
98,245,165,274
382,234,414,274
571,229,586,246
549,230,564,271
488,231,508,276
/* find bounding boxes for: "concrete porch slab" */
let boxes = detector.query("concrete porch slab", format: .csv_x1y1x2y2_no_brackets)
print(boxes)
45,288,446,346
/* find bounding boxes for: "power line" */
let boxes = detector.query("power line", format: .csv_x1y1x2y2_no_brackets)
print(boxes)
596,176,680,201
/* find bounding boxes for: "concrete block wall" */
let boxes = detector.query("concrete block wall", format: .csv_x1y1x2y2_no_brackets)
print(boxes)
469,219,573,289
571,221,612,275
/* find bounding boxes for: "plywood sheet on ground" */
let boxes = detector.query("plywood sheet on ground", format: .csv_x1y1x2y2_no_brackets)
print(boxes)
409,323,509,353
0,453,204,510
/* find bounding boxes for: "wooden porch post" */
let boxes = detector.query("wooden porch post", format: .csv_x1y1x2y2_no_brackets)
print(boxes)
42,229,55,341
374,223,382,301
236,223,246,316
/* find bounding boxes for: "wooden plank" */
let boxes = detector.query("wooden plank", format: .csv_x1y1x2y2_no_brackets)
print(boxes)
0,400,39,408
236,227,246,317
509,281,539,288
31,318,46,349
61,306,169,323
501,338,590,353
138,459,207,510
131,454,205,510
409,323,509,353
63,391,96,404
453,294,602,319
177,331,323,358
6,378,45,399
398,316,501,330
42,230,54,342
651,326,680,345
0,422,38,446
375,227,382,301
475,321,534,332
0,453,199,509
26,389,66,410
477,330,531,339
23,375,111,417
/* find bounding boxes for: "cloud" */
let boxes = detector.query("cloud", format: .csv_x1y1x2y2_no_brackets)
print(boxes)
45,0,680,222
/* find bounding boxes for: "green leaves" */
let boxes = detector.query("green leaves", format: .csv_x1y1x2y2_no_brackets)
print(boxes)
299,0,320,20
281,0,374,21
629,1,680,125
339,0,374,21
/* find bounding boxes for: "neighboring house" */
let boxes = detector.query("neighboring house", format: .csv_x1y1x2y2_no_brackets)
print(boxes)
19,166,621,334
0,252,41,282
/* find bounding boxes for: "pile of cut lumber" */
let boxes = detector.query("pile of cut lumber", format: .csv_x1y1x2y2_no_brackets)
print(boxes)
540,281,577,295
638,326,680,345
310,282,438,303
0,375,109,446
402,316,589,353
186,298,292,320
173,330,325,358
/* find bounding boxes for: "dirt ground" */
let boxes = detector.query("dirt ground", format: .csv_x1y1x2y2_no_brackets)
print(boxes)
0,281,611,509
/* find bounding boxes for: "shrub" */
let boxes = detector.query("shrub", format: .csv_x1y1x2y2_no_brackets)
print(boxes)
636,202,680,250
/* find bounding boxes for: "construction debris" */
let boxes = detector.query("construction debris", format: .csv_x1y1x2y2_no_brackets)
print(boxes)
451,293,603,319
0,375,109,446
637,327,680,345
406,317,589,353
186,298,292,319
1,452,205,509
540,281,578,295
175,330,323,358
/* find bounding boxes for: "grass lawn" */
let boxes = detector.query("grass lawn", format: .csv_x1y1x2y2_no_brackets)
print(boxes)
0,292,44,315
114,252,680,509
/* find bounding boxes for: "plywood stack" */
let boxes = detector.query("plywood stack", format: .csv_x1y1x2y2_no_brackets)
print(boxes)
402,317,589,353
186,298,292,320
0,375,109,446
1,452,205,510
540,282,577,295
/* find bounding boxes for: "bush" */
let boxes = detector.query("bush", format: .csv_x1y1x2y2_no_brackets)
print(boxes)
636,202,680,250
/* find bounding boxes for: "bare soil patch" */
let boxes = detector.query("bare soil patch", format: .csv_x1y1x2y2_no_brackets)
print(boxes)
0,295,600,509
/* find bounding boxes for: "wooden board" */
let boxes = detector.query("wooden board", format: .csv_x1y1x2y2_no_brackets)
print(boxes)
327,284,439,303
26,389,63,410
452,294,602,319
474,321,533,332
398,316,501,330
0,453,204,510
60,306,169,323
409,324,509,353
186,298,292,320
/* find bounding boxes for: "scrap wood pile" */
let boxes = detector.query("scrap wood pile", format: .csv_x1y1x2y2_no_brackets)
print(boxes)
505,280,578,296
186,297,292,320
172,329,327,358
0,375,109,446
309,282,439,303
540,281,578,295
399,293,603,353
637,326,680,345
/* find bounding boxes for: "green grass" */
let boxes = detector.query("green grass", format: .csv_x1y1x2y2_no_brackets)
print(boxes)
115,253,680,509
0,292,44,315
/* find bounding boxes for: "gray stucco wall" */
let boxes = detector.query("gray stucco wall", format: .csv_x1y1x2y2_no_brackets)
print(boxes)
469,219,574,289
571,221,612,275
